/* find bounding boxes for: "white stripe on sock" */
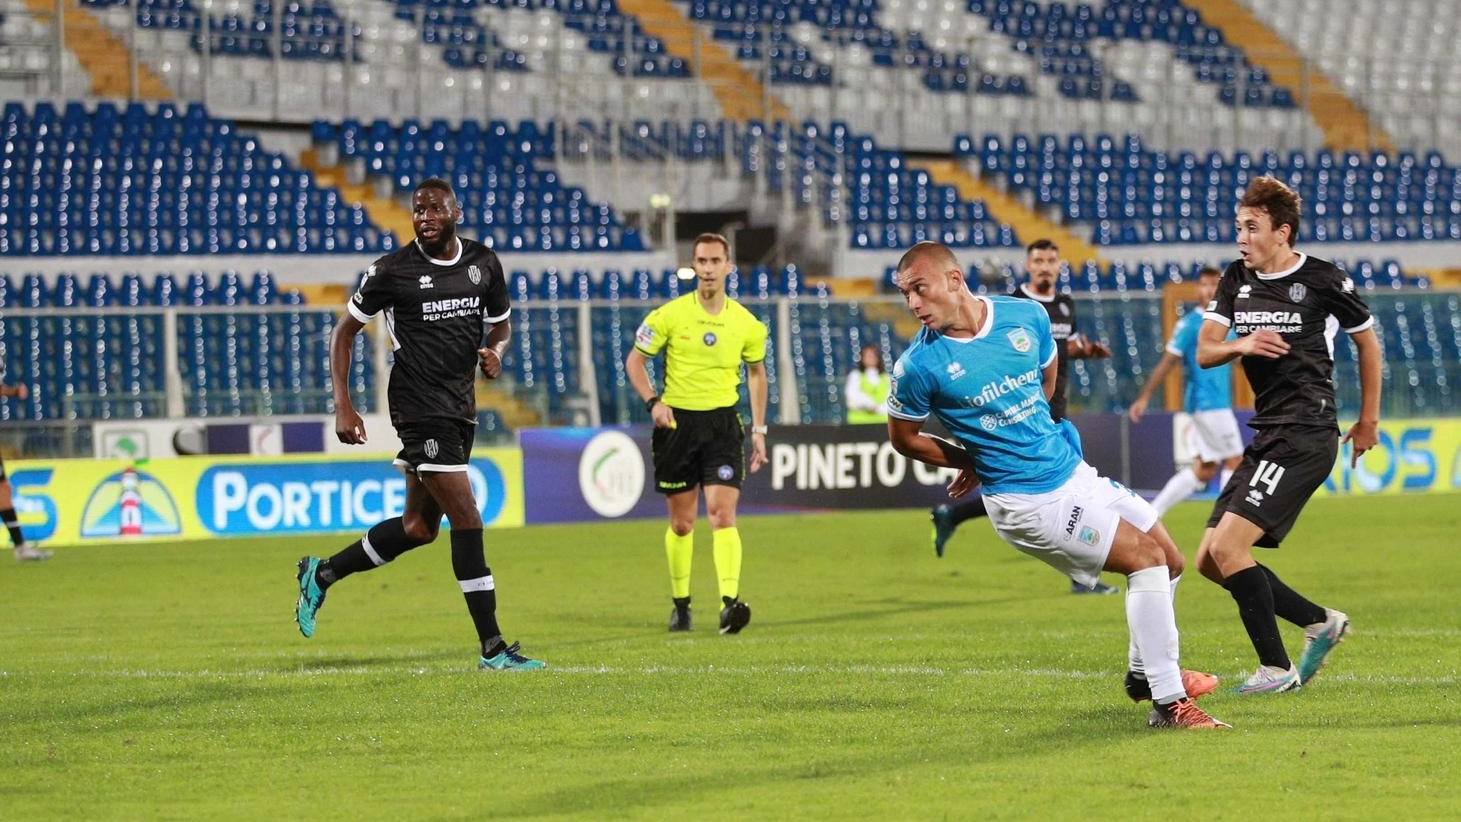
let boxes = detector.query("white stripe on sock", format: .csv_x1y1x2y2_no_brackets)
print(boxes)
459,575,495,593
361,534,386,566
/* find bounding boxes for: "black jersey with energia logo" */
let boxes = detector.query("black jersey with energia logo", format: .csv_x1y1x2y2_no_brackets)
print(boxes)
1205,254,1373,430
347,237,510,427
1011,283,1077,421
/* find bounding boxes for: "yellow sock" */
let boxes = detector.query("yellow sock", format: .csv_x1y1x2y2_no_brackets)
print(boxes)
712,527,742,601
665,527,693,599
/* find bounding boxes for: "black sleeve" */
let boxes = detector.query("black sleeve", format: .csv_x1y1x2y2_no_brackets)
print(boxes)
483,250,510,323
1317,268,1374,333
1205,261,1242,327
348,257,394,322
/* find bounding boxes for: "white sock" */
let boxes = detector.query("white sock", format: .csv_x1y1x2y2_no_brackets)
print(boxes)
1152,467,1205,515
1126,566,1183,703
1129,573,1183,675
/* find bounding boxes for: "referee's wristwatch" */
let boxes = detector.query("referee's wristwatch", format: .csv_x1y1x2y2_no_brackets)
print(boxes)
750,424,768,435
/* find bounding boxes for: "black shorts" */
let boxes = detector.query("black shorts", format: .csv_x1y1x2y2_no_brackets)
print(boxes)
394,418,476,475
651,407,745,494
1207,424,1337,548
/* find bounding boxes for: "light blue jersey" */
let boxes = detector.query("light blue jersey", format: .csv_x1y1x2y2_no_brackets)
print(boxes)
888,296,1082,494
1167,309,1233,413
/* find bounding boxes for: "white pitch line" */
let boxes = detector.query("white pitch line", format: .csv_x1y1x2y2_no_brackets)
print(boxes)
0,666,1453,686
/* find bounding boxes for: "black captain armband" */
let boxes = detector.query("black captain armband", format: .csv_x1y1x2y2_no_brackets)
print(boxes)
644,395,661,412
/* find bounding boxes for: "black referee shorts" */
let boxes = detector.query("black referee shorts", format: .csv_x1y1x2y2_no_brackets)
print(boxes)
651,406,745,494
1207,424,1337,548
393,418,476,475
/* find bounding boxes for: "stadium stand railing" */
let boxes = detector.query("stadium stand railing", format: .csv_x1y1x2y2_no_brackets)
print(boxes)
3,267,1451,460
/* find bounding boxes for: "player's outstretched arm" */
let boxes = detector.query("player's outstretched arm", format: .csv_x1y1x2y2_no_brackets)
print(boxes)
1197,319,1288,367
1067,333,1112,360
887,418,975,472
330,312,368,444
1128,352,1180,422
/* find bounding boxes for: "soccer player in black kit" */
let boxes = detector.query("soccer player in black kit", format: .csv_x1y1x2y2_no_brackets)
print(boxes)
293,178,545,671
929,238,1120,594
1196,176,1380,694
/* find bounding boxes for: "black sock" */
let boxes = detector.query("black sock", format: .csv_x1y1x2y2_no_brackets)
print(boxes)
673,596,691,610
1222,565,1291,669
1257,564,1327,627
451,528,502,646
320,518,426,589
1,506,25,547
949,497,988,526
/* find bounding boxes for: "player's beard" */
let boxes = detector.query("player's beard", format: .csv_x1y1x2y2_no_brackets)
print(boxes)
418,226,456,258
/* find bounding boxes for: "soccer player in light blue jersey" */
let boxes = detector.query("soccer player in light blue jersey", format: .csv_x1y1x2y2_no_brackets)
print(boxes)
1128,267,1245,514
885,242,1229,729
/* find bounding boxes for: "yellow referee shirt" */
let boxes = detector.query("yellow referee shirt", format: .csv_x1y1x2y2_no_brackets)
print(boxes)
633,293,768,410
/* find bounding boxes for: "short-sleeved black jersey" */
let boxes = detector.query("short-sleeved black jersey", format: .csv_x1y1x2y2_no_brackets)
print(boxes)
347,237,510,427
1205,253,1373,429
1011,283,1077,421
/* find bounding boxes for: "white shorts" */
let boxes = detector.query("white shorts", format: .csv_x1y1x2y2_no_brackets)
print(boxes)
1186,409,1244,464
983,462,1159,588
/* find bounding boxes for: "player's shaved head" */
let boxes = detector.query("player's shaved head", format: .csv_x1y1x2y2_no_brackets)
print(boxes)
415,177,458,206
895,241,960,277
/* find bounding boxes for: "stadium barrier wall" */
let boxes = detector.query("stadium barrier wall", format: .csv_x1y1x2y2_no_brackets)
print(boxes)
520,416,1461,525
1319,417,1461,497
10,417,1450,545
3,450,524,547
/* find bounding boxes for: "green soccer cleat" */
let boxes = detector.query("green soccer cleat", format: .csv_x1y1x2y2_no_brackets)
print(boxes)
479,641,547,671
294,556,327,639
931,504,956,558
1298,608,1350,685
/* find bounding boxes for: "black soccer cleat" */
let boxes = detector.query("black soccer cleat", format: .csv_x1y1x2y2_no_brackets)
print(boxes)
718,596,751,635
669,596,692,632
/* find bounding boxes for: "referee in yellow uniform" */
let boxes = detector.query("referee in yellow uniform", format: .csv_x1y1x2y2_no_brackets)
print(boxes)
627,232,769,634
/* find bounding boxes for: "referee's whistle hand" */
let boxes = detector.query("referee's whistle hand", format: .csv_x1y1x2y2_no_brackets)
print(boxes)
651,404,676,429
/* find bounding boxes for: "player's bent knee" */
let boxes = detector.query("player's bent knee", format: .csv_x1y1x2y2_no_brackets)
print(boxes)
401,515,440,545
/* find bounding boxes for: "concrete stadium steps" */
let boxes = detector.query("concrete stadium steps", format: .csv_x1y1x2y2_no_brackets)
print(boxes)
912,158,1104,267
616,0,788,122
299,148,415,247
476,383,543,429
22,0,171,99
1188,0,1387,152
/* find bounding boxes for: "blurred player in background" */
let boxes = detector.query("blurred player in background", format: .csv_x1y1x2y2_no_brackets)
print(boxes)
1195,176,1380,694
294,177,545,671
888,242,1226,729
1127,266,1244,515
0,377,50,561
931,238,1120,595
627,233,769,634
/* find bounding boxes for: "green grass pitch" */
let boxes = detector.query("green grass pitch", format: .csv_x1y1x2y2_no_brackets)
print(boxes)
4,494,1460,820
